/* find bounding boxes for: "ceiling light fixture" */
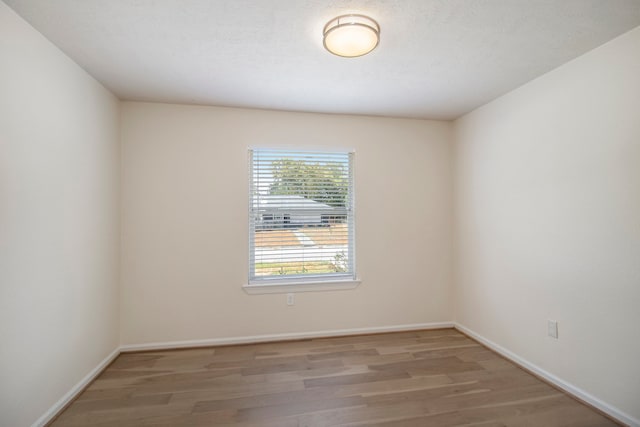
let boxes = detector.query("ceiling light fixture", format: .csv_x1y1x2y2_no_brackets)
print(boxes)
323,14,380,58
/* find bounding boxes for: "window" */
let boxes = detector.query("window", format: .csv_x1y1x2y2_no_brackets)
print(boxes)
247,148,356,291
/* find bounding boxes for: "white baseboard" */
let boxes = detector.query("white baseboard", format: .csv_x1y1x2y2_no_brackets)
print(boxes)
454,323,638,427
119,322,454,352
32,347,120,427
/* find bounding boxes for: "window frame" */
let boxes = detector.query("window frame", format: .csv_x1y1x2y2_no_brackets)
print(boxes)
244,148,360,294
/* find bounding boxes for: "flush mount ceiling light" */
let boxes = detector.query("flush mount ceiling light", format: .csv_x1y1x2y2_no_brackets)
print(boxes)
323,14,380,57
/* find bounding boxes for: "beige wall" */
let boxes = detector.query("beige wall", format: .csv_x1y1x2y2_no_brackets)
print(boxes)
0,3,120,426
453,26,640,422
120,102,453,345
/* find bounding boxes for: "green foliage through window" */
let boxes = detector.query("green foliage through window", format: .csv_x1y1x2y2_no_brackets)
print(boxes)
269,159,348,207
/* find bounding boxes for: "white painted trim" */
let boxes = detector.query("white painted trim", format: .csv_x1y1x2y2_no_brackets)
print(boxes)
248,145,357,154
31,347,120,427
243,278,361,294
120,322,454,352
454,323,639,427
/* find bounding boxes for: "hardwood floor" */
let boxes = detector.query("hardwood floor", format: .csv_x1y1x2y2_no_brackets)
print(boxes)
50,329,618,426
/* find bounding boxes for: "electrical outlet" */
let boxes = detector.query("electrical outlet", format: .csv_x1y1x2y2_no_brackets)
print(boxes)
286,293,294,306
548,320,558,339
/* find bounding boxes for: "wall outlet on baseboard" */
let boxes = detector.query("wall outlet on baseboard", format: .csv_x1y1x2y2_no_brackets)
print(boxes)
548,320,558,339
286,293,294,306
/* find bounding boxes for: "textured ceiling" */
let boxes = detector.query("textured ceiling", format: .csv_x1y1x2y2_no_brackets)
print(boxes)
5,0,640,119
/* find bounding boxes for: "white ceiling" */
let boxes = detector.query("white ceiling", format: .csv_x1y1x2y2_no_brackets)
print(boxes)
5,0,640,119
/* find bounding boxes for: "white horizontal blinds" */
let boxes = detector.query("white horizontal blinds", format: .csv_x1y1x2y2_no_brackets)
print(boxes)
249,149,354,282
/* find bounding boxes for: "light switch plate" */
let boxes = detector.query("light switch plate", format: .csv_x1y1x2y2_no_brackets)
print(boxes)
548,320,558,339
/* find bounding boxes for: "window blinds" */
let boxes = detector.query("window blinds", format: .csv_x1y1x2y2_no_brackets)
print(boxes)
249,149,355,283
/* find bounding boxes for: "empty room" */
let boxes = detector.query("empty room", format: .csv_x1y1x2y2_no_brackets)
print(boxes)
1,1,639,426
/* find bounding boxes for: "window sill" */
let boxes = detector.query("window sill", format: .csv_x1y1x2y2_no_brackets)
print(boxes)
242,278,361,294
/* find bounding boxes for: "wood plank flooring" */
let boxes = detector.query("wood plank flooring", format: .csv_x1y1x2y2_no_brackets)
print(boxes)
50,329,619,426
